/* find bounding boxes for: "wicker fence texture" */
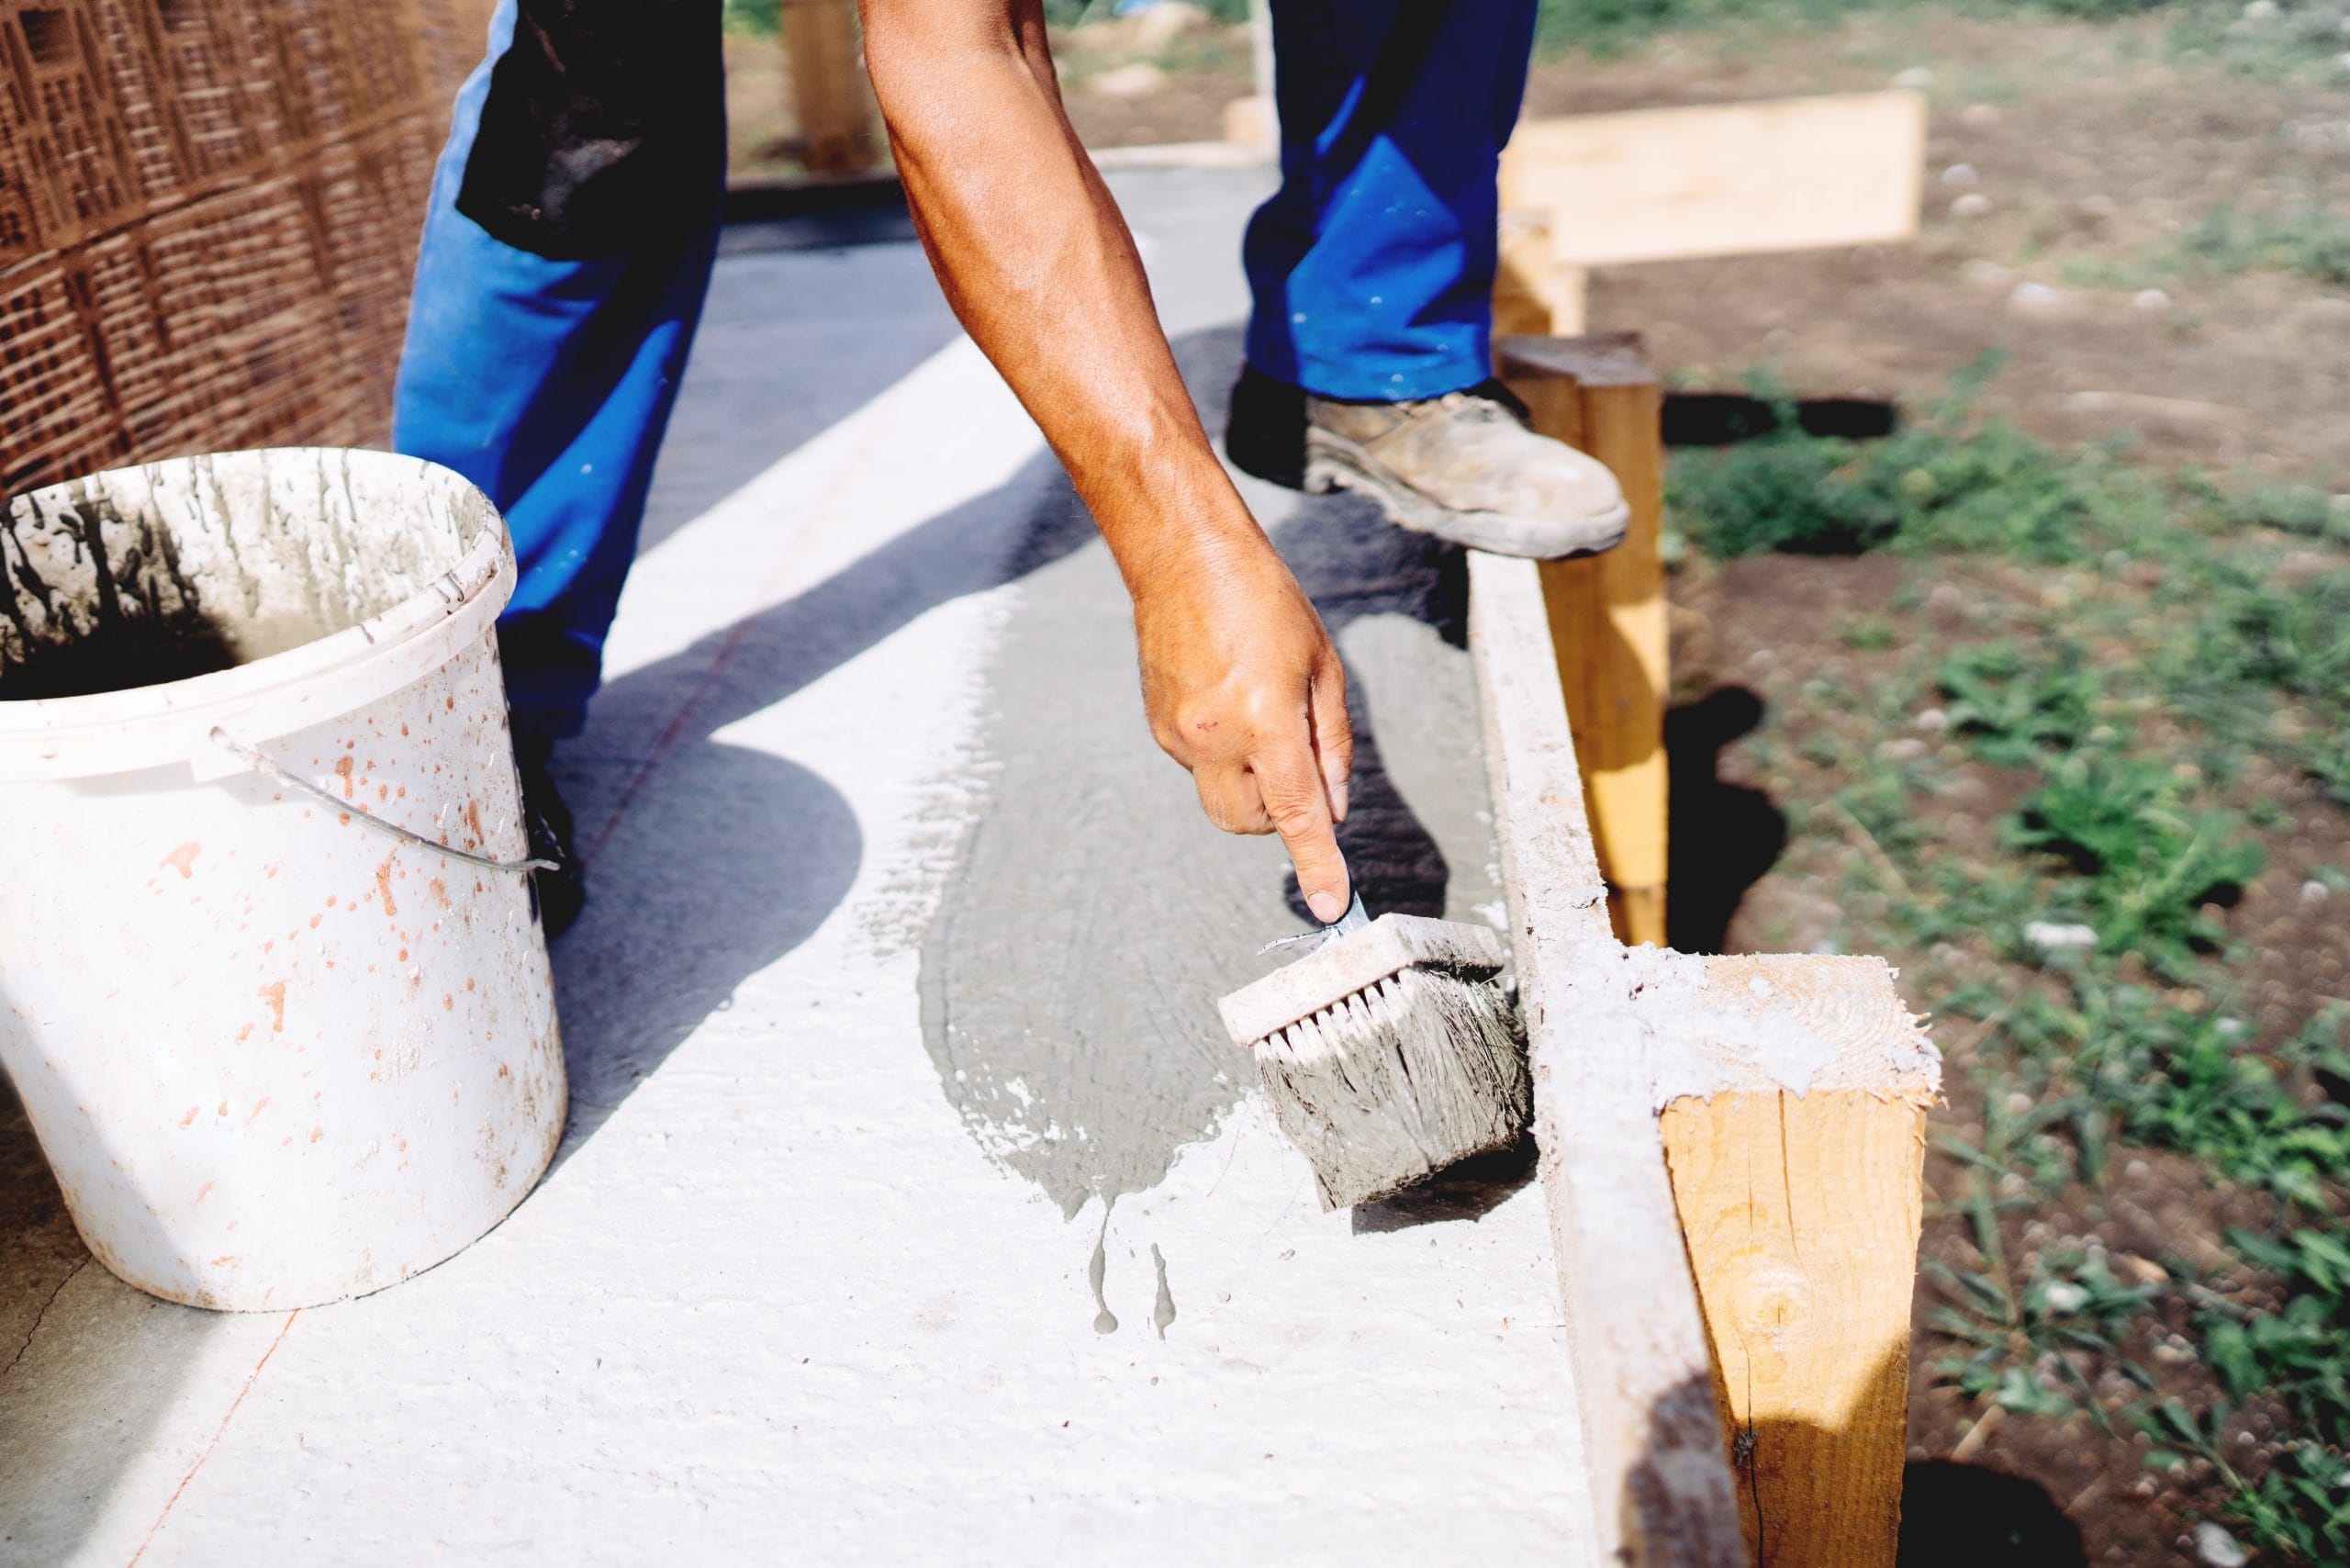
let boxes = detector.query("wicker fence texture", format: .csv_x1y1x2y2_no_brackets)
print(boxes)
0,0,492,496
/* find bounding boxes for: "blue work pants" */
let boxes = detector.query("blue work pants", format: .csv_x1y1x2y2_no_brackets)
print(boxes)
1244,0,1539,401
395,0,1530,741
392,0,722,744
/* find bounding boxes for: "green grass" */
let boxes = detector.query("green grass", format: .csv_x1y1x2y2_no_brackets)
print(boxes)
1670,364,2350,1558
723,0,779,37
1671,357,2167,563
2182,206,2350,290
2071,204,2350,297
2005,752,2266,979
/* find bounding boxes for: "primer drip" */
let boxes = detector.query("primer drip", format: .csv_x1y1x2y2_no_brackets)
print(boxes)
1088,1200,1118,1335
1149,1243,1176,1340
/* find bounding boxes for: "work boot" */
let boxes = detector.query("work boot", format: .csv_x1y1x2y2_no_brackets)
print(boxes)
514,737,587,938
1225,366,1631,559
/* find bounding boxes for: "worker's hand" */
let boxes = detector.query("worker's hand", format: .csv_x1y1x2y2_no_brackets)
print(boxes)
1135,531,1354,922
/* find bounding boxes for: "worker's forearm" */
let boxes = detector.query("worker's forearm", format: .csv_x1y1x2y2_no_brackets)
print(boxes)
857,1,1354,918
858,2,1254,594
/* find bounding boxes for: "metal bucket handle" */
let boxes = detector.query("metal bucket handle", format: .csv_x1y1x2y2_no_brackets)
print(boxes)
208,726,554,875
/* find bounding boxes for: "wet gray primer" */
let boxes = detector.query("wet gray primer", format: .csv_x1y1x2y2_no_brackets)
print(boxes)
918,481,1505,1320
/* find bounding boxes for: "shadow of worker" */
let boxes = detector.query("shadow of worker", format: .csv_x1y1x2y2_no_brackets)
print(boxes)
543,447,1100,1162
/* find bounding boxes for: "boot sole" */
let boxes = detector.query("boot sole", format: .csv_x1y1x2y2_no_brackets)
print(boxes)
1304,431,1632,560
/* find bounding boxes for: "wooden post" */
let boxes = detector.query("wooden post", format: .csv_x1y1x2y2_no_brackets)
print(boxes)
1491,213,1551,340
1494,147,1586,340
782,0,878,177
1657,952,1932,1568
1470,553,1938,1566
1662,1081,1928,1567
1498,334,1668,948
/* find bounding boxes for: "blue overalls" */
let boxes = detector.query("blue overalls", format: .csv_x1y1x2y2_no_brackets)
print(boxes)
394,0,1539,743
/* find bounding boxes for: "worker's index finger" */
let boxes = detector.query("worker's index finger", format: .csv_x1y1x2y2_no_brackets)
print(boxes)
1310,659,1353,823
1253,738,1350,924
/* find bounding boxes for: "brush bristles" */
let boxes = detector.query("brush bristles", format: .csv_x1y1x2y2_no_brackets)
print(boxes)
1248,964,1530,1211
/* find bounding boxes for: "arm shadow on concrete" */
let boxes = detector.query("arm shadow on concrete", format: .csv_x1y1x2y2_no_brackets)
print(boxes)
0,1050,218,1563
543,443,1099,1167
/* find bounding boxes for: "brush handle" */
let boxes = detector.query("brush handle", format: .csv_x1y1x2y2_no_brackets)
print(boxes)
1326,890,1371,939
1255,888,1374,957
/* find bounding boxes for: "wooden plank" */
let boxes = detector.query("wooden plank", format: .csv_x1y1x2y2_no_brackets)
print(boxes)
783,0,877,176
1468,547,1748,1568
1500,334,1668,948
1662,1090,1926,1568
1500,91,1925,269
1493,210,1585,339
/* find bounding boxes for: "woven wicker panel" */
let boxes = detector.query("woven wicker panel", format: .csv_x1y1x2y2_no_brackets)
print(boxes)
0,1,492,498
0,259,121,492
2,4,140,247
80,0,184,207
412,2,494,108
308,122,431,383
161,6,290,182
0,64,43,251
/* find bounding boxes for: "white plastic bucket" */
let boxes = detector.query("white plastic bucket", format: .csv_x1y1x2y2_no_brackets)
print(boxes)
0,448,565,1311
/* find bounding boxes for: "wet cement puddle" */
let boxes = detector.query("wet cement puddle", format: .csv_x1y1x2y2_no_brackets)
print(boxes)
917,479,1502,1334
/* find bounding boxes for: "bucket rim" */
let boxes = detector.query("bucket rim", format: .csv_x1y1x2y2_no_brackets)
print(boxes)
0,450,514,779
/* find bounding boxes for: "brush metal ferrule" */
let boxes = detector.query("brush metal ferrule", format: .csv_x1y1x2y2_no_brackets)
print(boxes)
1216,913,1506,1048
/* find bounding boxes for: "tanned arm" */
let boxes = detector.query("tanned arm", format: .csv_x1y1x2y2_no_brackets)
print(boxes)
856,0,1354,922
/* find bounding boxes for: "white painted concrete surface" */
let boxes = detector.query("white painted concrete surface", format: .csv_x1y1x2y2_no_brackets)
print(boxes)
0,170,1592,1565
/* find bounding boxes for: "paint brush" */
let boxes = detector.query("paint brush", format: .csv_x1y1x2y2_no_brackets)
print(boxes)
1216,890,1529,1210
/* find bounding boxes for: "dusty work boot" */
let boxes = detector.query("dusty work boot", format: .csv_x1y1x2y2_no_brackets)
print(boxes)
1225,367,1631,559
514,738,587,938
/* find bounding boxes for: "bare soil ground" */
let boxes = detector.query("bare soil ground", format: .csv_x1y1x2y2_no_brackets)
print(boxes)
1557,12,2350,484
1675,544,2343,1563
1608,17,2350,1560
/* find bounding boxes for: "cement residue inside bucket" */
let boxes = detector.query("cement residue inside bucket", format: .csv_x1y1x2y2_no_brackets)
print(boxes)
0,452,481,701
